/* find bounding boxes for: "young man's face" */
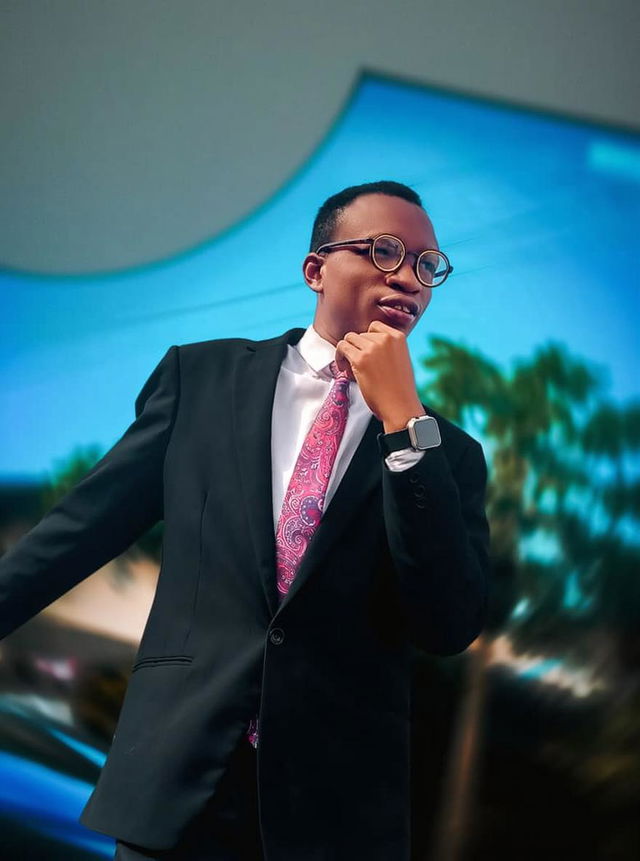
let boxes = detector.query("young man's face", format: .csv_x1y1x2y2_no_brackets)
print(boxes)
303,193,439,345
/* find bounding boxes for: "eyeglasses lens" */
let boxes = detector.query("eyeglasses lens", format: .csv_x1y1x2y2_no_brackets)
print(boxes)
372,236,404,271
418,252,449,287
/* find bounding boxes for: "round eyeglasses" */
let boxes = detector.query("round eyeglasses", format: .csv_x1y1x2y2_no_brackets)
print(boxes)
315,234,453,287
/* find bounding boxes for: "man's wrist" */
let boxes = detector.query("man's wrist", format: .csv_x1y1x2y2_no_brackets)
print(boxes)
378,414,441,456
382,405,426,434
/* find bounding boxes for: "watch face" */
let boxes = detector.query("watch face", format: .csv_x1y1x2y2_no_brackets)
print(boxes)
412,416,441,449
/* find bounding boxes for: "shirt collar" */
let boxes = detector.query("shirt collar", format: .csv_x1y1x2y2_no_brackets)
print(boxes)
295,325,337,378
294,325,371,413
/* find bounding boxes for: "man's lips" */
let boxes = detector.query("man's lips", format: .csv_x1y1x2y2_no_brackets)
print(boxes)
377,296,419,317
376,296,419,326
376,305,415,327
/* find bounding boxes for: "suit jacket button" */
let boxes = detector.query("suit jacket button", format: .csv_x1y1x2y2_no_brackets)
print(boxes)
269,628,285,645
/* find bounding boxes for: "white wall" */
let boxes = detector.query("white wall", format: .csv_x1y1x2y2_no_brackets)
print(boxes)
1,0,638,273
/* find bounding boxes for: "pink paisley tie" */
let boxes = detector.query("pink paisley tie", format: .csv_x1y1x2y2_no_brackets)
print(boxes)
247,361,350,747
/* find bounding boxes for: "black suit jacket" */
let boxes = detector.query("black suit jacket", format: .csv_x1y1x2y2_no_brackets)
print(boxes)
0,327,490,860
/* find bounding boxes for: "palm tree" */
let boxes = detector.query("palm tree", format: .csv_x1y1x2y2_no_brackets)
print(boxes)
418,336,640,860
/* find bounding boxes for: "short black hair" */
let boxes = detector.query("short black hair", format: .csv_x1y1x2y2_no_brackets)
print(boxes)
309,181,423,252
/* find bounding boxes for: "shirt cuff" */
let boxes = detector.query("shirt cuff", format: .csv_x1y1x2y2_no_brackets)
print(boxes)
384,448,426,472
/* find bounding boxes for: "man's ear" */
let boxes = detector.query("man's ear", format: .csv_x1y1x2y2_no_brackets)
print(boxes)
302,253,324,295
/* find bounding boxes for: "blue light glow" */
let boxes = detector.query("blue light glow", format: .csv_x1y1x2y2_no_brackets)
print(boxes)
1,75,638,477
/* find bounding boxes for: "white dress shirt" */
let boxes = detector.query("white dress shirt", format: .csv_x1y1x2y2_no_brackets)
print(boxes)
270,326,424,531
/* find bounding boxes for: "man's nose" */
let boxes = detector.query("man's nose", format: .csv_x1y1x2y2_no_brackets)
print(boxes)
385,256,422,292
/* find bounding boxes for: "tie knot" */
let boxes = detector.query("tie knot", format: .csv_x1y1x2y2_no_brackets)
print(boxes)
329,360,349,382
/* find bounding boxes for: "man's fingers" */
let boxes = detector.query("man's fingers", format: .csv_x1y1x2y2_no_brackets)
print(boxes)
368,320,404,338
335,340,359,380
344,331,388,348
334,341,357,380
344,332,370,348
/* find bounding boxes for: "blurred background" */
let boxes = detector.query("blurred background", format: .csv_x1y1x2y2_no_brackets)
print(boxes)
1,1,639,859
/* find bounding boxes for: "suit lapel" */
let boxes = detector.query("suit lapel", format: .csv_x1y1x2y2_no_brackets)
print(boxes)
277,413,383,613
233,327,384,618
232,328,305,616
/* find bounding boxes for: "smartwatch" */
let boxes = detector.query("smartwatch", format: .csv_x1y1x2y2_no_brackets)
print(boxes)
377,415,441,456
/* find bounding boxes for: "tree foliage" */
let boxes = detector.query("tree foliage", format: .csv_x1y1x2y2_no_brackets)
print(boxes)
418,337,640,669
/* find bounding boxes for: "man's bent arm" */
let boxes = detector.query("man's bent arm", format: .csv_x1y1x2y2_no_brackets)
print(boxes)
382,437,490,656
0,346,179,640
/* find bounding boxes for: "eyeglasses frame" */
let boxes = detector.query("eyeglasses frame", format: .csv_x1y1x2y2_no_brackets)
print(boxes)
314,234,453,287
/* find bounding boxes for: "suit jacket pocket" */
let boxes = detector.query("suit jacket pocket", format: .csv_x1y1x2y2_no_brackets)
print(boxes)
132,654,193,672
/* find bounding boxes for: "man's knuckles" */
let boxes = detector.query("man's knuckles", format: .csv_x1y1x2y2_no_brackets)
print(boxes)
368,320,404,338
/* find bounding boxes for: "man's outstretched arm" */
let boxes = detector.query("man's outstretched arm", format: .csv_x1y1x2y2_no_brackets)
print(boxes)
0,346,179,640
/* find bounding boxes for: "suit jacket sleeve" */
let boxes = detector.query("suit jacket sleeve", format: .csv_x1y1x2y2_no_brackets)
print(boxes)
0,346,179,640
381,436,490,655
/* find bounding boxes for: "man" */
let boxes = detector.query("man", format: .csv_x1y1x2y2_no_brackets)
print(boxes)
0,181,489,860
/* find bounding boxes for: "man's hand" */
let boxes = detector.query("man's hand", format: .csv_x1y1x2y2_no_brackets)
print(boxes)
335,321,426,433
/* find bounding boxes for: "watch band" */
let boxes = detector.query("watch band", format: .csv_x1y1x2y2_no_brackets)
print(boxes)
377,415,441,457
